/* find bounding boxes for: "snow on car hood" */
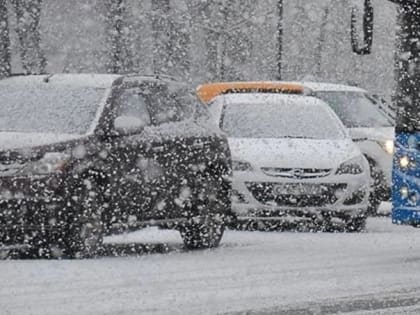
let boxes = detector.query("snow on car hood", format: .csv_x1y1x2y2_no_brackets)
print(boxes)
0,132,82,151
228,137,360,169
349,127,394,142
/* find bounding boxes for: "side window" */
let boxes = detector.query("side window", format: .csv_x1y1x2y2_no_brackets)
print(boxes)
116,89,151,126
144,84,180,125
143,82,192,125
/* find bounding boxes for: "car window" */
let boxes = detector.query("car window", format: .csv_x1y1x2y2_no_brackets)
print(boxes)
221,98,347,140
140,82,198,125
0,84,106,134
314,91,393,128
116,89,151,126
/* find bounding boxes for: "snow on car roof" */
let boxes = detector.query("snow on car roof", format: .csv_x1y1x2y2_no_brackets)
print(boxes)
297,81,367,93
0,74,122,89
219,92,329,107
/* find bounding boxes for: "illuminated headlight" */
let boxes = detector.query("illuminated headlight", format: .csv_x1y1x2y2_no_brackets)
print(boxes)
399,156,412,168
336,156,364,175
232,160,253,172
400,186,409,199
22,152,70,175
378,140,394,154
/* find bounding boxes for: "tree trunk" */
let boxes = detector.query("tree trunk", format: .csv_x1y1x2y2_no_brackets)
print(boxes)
12,0,46,74
315,2,332,78
0,0,10,78
277,0,283,80
394,3,420,131
105,0,133,74
151,0,171,75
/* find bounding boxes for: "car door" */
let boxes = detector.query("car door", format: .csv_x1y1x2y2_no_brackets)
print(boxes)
104,86,158,228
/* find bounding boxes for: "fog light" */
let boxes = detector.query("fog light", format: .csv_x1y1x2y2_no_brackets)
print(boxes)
400,156,410,168
343,188,366,205
400,186,409,199
232,189,248,204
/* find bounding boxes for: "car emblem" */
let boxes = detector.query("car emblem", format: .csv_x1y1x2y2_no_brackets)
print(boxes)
291,169,304,178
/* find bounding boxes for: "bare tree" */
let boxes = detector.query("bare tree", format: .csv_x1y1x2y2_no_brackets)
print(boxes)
11,0,46,74
105,0,133,74
151,0,172,75
277,0,283,80
0,0,10,78
315,1,333,77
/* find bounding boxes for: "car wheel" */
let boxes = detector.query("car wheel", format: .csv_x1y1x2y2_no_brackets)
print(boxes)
367,160,386,216
65,181,104,258
180,215,225,250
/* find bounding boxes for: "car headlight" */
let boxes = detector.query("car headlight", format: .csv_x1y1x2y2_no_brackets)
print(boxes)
336,156,364,175
400,186,409,199
232,160,253,172
22,152,70,175
399,156,415,169
378,140,394,154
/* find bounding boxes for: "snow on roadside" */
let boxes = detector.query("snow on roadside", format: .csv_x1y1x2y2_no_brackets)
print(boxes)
1,218,420,315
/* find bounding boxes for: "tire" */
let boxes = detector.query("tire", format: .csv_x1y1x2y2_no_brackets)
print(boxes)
367,159,386,216
180,169,230,249
65,180,104,258
180,215,225,249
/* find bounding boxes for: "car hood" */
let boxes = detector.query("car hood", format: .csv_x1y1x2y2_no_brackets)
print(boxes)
0,132,83,151
228,137,360,169
349,127,394,142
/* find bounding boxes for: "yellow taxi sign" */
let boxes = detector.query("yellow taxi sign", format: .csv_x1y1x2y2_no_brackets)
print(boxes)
196,81,305,103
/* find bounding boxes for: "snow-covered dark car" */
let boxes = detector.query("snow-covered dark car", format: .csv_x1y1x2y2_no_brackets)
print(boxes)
0,74,232,258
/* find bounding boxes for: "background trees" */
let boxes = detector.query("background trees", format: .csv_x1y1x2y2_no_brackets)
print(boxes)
11,0,46,74
0,0,398,99
0,0,10,78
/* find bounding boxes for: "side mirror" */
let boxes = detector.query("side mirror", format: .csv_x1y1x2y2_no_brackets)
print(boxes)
113,115,147,135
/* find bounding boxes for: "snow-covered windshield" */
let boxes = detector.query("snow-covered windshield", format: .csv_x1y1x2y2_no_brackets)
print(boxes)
315,91,392,128
221,101,346,139
0,85,106,134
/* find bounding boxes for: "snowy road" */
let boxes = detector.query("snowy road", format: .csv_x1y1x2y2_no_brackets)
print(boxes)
2,216,420,315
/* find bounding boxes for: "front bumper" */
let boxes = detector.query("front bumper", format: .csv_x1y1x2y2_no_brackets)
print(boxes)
0,197,66,246
0,175,66,246
231,171,370,222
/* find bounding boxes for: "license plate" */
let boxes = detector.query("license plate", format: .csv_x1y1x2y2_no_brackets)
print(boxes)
273,184,324,195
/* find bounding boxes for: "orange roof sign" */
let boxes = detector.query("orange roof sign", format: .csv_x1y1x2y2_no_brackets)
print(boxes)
196,81,305,103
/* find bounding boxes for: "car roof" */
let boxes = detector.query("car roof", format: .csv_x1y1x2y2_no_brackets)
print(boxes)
217,92,331,108
296,81,367,93
0,74,123,89
197,81,305,103
197,81,367,104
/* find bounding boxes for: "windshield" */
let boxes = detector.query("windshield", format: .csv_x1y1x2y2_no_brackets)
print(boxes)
221,101,346,139
315,91,392,128
0,85,106,134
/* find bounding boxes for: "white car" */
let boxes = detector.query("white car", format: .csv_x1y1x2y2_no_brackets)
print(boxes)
206,92,370,231
297,82,394,214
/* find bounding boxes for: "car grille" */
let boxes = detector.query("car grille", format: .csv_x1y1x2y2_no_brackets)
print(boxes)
261,167,332,179
0,151,35,176
246,182,347,207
